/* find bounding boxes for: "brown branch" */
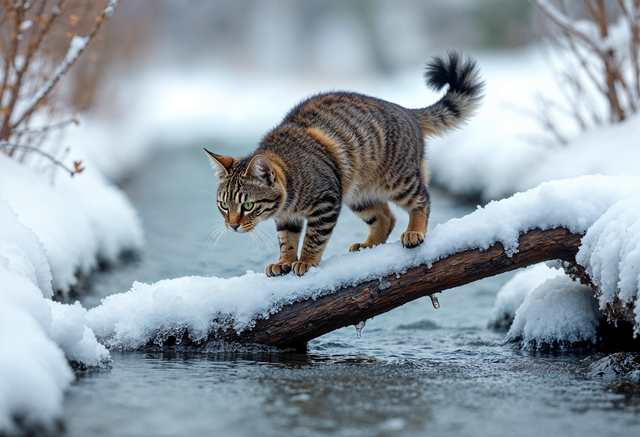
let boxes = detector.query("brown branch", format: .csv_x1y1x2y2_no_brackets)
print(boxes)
9,0,121,132
153,228,595,351
0,3,23,126
0,141,82,177
621,0,640,99
11,117,78,135
0,0,65,142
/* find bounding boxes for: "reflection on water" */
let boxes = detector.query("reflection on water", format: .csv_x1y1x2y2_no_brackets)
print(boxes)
65,143,640,437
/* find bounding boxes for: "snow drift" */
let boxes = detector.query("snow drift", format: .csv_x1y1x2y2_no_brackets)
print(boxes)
0,202,110,435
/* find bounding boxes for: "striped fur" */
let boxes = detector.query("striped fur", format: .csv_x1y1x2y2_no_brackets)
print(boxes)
206,51,484,277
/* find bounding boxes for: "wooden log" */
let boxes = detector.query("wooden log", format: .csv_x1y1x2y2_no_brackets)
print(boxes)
179,227,585,350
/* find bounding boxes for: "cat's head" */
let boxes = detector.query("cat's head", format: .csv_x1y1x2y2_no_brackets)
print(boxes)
205,149,284,232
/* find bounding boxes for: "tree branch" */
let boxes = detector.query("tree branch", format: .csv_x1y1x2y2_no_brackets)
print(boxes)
9,0,120,130
0,141,82,177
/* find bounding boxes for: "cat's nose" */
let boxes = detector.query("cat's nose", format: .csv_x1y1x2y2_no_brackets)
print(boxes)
230,224,240,231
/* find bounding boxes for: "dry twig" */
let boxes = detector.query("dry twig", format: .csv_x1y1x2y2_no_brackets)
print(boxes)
531,0,640,137
0,0,120,174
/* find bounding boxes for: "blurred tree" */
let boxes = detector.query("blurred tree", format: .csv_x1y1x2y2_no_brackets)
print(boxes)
473,0,537,48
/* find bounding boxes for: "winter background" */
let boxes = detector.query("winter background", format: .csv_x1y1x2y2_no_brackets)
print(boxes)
1,0,640,436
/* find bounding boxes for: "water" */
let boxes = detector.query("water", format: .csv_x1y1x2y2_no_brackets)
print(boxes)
65,142,640,437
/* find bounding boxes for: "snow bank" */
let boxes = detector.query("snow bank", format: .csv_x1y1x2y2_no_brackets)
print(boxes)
577,196,640,323
0,305,72,435
506,276,602,349
87,175,640,350
489,263,564,330
0,202,110,435
0,152,142,293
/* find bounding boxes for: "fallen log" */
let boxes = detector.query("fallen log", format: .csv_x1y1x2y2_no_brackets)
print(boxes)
167,227,588,350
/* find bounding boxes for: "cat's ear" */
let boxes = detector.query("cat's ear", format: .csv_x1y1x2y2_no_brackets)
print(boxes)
244,154,276,183
204,148,234,178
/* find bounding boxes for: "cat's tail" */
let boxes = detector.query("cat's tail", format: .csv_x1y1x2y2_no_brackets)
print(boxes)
411,51,484,137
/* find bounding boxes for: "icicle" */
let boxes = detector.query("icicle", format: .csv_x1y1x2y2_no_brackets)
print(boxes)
355,320,366,339
429,294,440,309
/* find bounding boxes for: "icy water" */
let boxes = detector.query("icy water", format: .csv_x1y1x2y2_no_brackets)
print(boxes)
65,142,640,437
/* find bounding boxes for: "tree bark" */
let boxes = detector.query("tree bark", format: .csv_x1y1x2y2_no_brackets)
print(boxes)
160,227,594,350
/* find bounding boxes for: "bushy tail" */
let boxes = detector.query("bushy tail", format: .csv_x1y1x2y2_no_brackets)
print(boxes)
412,51,484,137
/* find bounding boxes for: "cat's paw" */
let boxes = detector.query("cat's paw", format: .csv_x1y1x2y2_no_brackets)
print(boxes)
292,261,316,276
265,262,292,277
349,243,363,252
349,243,373,252
401,231,424,249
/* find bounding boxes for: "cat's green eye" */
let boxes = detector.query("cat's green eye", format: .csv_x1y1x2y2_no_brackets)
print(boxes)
242,202,254,211
219,201,229,210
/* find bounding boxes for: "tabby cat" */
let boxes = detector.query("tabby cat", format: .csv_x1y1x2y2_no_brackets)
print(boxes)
206,51,483,277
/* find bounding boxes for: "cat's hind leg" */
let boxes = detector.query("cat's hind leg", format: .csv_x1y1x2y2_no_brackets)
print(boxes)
348,202,396,252
266,218,303,277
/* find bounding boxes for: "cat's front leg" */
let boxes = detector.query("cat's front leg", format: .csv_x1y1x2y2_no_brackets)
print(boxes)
265,219,303,277
292,202,341,276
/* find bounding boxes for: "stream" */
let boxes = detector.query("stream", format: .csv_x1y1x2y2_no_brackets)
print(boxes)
64,141,640,437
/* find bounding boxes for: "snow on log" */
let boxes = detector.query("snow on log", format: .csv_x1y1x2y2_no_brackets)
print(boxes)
173,227,583,350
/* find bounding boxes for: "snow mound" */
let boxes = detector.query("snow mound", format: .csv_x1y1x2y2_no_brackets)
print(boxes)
577,196,640,320
48,300,111,369
0,305,73,435
506,276,602,349
0,203,111,435
0,202,53,299
489,263,564,330
0,153,143,293
87,175,640,350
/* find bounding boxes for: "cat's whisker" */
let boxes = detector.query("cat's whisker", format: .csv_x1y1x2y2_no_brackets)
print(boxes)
207,223,227,245
248,229,262,255
253,225,275,253
201,189,217,198
211,226,229,248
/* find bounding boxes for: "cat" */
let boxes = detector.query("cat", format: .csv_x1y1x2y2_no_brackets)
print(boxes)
206,51,483,277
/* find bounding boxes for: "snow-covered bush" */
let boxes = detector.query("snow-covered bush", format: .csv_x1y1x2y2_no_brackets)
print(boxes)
532,0,640,137
0,0,121,176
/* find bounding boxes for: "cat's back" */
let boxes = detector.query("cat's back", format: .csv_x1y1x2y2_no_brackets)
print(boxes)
282,91,415,136
276,91,422,168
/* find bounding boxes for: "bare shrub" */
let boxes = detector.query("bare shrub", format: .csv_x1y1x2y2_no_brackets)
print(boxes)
0,0,120,176
531,0,640,143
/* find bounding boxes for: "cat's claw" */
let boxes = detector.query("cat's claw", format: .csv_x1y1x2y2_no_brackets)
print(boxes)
292,261,316,276
401,231,424,249
265,262,292,277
